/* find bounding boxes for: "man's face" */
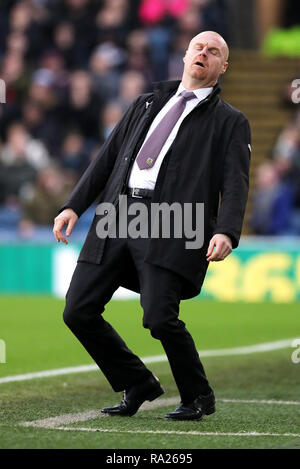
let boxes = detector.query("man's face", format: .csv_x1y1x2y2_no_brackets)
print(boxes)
183,32,229,87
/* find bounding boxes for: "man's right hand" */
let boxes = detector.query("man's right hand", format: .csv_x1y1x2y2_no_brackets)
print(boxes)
53,208,78,245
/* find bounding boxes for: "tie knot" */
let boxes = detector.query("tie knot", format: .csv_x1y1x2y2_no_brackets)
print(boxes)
179,90,196,101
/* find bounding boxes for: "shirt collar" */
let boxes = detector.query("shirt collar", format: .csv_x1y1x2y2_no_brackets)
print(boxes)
176,82,213,101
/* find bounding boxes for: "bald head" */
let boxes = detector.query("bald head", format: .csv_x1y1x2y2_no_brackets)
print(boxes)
189,31,229,61
182,30,229,89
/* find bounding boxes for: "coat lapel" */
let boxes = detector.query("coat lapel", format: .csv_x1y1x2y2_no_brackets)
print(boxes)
150,80,221,117
128,80,221,168
125,81,181,158
148,80,180,119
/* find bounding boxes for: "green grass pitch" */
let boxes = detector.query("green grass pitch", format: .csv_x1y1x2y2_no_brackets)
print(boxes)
0,296,299,449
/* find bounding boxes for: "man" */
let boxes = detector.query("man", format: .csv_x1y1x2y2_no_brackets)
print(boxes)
53,31,251,421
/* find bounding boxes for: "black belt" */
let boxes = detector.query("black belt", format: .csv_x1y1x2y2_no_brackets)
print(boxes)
125,187,154,199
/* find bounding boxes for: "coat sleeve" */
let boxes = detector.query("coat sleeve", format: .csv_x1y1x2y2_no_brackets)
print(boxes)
213,113,251,248
58,96,141,218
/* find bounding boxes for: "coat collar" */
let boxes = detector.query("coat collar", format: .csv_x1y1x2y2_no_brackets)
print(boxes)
153,80,181,93
152,79,221,102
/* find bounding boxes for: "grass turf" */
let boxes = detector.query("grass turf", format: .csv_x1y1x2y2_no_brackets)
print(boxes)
0,296,299,376
0,296,299,449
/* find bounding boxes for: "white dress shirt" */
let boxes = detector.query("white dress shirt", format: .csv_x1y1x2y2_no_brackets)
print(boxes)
128,82,213,190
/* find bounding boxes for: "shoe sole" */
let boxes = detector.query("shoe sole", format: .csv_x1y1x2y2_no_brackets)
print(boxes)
165,414,203,421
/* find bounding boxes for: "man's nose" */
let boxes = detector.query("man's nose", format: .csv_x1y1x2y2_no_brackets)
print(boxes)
199,45,208,56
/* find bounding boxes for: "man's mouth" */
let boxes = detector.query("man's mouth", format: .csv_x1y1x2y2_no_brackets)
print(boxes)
195,61,205,68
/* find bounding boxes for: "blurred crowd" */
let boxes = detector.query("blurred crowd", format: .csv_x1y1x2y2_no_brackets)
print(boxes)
250,80,300,236
0,0,229,239
1,0,300,239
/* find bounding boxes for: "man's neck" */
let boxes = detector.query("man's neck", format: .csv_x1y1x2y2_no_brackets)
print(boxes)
181,77,216,90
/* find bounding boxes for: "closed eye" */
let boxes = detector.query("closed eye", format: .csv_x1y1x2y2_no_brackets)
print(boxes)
194,44,220,56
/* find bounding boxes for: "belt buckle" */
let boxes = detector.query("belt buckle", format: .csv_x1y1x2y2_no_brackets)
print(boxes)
132,188,143,198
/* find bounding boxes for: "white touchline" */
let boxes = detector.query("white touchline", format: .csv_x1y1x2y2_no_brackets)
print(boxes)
216,398,300,405
45,428,300,438
19,396,300,431
20,398,180,428
0,337,297,385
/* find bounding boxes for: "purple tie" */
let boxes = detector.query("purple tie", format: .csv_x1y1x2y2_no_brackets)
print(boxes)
136,90,196,170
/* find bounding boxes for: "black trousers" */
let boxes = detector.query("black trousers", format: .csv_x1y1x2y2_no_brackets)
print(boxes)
63,197,212,404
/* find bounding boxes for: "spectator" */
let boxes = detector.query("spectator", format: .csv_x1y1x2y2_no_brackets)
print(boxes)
0,52,29,102
138,0,190,25
28,68,59,111
89,42,125,103
62,70,103,142
100,101,124,140
38,49,69,101
126,29,154,84
0,51,30,139
6,30,29,58
118,70,146,108
249,161,296,235
1,122,49,170
273,124,299,162
272,119,300,207
21,99,62,155
9,1,48,62
168,32,191,79
95,0,130,46
0,123,38,205
19,164,72,236
59,130,89,175
49,0,98,68
52,21,82,70
176,6,203,38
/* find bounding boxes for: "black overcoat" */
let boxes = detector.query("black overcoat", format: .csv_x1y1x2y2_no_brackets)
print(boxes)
60,80,251,299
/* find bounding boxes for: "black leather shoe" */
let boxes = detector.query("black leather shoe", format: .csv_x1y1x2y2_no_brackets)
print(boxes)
101,374,164,417
165,391,215,421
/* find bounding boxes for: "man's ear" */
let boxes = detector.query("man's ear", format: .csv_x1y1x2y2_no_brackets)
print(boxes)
183,50,187,63
222,61,229,74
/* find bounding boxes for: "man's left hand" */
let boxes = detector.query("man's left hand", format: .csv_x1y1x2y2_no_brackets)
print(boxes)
206,234,232,262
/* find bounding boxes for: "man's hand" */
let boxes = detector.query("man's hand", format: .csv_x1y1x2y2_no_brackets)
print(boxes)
53,208,78,245
206,234,232,262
